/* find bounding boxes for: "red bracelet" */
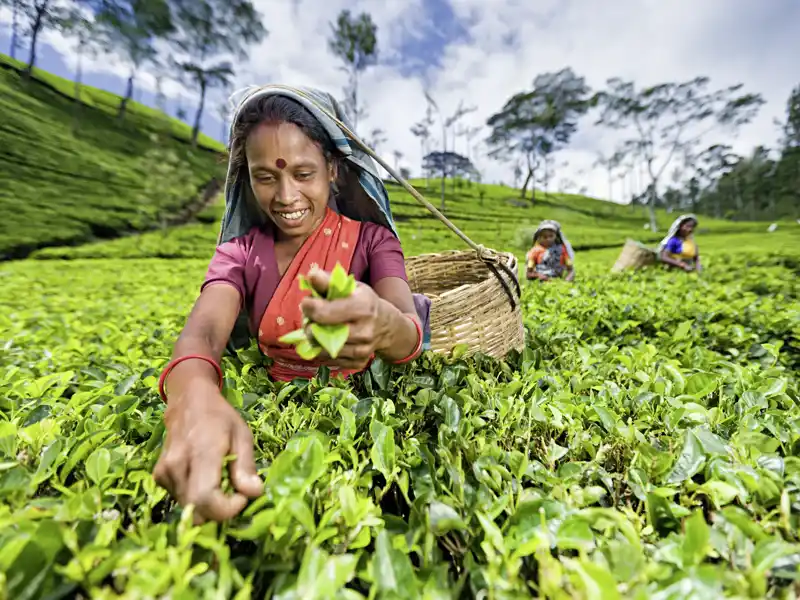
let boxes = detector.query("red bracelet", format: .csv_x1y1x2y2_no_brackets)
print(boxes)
158,355,224,403
389,315,423,365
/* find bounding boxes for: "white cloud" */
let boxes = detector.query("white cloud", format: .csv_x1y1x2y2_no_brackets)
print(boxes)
2,0,797,206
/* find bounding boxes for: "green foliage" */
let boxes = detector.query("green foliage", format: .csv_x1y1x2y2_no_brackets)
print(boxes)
1,236,799,597
168,0,267,142
486,68,593,202
596,76,765,230
328,9,378,129
0,57,225,258
279,265,358,360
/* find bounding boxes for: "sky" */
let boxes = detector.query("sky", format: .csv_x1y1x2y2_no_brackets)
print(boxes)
1,0,798,204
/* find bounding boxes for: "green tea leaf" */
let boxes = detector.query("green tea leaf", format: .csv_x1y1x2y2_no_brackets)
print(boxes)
370,420,396,479
85,448,111,485
279,328,309,345
310,323,349,359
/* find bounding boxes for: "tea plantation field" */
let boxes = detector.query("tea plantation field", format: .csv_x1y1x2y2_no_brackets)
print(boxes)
0,55,226,260
1,227,798,598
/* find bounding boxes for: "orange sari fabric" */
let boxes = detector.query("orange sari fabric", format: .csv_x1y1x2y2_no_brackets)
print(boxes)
258,208,362,381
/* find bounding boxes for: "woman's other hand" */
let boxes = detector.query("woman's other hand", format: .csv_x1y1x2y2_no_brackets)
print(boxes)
682,262,694,272
300,268,418,369
153,382,263,524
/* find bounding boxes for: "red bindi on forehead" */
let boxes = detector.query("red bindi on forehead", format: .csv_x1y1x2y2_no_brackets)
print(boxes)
275,158,287,169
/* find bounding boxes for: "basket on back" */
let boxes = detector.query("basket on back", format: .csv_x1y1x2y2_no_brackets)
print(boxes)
612,239,657,272
405,250,525,359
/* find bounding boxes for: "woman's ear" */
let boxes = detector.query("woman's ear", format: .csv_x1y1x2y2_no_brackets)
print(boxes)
329,162,338,183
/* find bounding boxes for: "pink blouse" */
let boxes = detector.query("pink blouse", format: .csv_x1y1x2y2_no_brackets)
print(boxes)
201,221,408,334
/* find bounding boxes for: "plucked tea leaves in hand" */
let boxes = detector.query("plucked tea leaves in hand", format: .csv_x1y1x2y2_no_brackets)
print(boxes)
278,263,356,359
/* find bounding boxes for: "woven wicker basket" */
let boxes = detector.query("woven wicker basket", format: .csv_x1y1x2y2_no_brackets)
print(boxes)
405,250,525,359
612,239,657,272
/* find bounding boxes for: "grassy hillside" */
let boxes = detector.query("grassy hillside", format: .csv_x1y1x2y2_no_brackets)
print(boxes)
31,177,776,262
0,54,226,259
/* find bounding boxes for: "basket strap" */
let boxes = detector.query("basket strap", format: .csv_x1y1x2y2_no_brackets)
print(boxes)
269,85,521,309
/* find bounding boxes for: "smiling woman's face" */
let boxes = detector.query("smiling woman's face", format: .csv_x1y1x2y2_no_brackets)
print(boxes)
245,121,334,240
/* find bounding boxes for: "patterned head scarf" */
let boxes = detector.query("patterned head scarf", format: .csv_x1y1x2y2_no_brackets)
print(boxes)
657,214,698,253
218,84,396,245
533,219,575,261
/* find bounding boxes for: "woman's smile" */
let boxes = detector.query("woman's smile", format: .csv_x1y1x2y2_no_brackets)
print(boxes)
273,207,310,225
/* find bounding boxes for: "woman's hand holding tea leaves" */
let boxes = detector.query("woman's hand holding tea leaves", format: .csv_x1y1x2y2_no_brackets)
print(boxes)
278,263,357,360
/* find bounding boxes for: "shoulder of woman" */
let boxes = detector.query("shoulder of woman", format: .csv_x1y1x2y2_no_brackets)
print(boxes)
358,221,401,246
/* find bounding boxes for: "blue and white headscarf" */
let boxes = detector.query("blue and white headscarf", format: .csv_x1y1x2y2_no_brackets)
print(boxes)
218,84,397,245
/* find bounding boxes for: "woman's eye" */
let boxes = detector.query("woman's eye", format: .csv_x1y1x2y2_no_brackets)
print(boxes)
256,175,275,184
296,172,313,181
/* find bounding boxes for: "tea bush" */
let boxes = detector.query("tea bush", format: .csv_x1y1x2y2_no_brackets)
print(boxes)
1,232,799,598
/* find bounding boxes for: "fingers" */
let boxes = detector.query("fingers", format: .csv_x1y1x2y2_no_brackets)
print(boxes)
301,291,375,327
153,443,189,502
306,268,331,296
229,424,263,498
184,448,248,524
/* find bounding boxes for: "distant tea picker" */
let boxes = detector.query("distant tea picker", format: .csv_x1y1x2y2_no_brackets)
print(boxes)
525,220,575,282
657,214,702,273
152,84,523,523
611,213,702,273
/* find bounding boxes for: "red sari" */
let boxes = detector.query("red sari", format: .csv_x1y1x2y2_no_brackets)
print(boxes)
257,208,362,381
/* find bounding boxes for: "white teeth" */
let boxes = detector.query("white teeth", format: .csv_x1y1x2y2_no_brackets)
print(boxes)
278,209,308,221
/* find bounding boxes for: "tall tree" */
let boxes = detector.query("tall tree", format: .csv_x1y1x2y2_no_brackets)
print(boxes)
780,84,800,149
410,102,434,187
95,0,173,120
11,0,73,73
168,0,266,145
328,10,377,132
486,67,592,204
423,151,476,186
61,4,103,123
392,149,403,172
596,76,764,231
425,92,476,208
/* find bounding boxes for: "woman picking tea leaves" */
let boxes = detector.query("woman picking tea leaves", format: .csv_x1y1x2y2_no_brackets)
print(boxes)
153,86,428,523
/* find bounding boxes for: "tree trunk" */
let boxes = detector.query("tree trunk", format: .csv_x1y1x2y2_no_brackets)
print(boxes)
74,42,84,104
192,80,207,146
520,168,533,200
648,185,658,232
420,140,428,188
25,9,44,75
118,72,135,120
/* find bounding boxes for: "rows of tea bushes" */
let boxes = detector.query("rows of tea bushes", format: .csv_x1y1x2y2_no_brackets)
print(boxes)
1,230,798,598
30,181,768,262
0,57,225,259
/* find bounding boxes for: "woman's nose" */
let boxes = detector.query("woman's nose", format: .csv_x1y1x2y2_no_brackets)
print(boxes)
276,177,299,204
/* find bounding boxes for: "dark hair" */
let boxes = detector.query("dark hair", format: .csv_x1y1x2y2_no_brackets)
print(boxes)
228,95,342,187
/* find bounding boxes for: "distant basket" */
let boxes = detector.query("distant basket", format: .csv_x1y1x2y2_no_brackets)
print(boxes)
406,250,524,359
612,239,657,272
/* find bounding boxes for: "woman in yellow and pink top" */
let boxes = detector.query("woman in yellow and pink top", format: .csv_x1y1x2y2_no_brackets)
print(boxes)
658,214,702,273
525,220,575,282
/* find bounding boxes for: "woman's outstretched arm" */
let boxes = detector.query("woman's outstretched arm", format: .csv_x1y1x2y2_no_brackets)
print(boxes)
659,249,692,270
153,284,263,524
